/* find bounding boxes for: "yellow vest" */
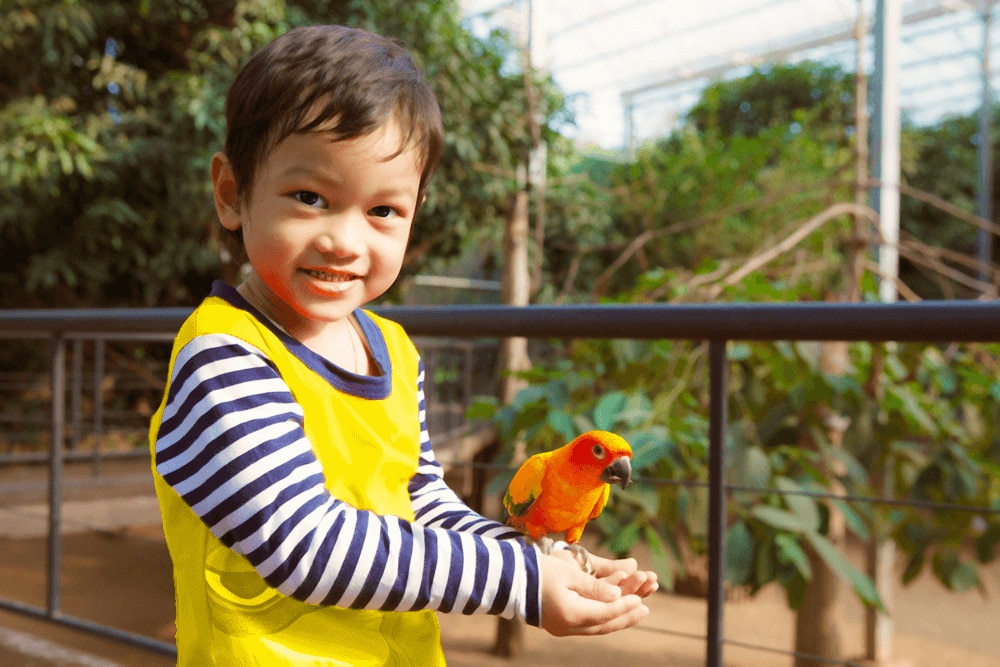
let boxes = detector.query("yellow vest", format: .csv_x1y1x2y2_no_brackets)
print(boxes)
149,295,446,666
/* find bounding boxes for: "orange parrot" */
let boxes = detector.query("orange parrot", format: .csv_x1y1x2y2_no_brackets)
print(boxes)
503,430,633,572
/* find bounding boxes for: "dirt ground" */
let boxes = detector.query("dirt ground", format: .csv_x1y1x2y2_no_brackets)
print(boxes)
0,458,997,666
0,521,997,667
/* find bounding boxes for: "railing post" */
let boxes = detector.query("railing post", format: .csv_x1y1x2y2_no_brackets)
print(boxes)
92,338,105,476
47,332,66,618
70,337,83,451
706,339,729,667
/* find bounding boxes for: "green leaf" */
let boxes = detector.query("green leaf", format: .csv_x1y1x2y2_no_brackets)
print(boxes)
949,562,980,592
932,547,980,592
728,342,751,361
774,477,820,531
546,410,575,442
885,384,937,434
804,531,883,610
606,522,641,556
733,446,771,489
573,414,596,435
618,391,653,427
751,505,810,532
784,573,808,610
725,520,754,585
831,499,870,541
465,397,497,420
616,484,661,516
593,391,628,431
756,537,775,585
975,523,1000,563
627,427,670,471
642,525,675,589
901,550,925,585
775,533,811,579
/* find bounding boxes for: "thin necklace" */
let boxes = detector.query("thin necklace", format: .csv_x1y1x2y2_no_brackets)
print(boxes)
345,318,361,374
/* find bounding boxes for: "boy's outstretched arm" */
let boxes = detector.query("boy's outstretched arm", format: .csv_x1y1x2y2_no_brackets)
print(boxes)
154,334,541,623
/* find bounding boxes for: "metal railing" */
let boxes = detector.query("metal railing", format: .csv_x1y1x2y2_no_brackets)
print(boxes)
0,300,998,664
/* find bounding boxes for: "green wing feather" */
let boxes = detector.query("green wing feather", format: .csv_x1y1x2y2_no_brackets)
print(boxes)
503,453,549,520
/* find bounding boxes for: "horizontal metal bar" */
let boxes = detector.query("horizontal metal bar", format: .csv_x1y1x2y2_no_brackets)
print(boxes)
0,448,149,466
0,309,192,336
1,301,997,341
381,302,1000,341
0,598,176,656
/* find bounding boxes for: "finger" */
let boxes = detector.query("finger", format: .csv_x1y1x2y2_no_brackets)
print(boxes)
639,572,660,597
589,554,638,578
571,568,623,603
615,570,646,596
564,595,650,636
599,570,628,587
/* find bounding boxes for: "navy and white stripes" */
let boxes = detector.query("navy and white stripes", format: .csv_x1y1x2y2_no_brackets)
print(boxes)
154,333,540,624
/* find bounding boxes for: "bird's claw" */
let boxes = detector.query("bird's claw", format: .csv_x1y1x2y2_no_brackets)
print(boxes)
567,543,594,575
528,535,555,555
526,537,594,575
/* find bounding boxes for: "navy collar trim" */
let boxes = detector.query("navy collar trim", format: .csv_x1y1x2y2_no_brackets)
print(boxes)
210,280,392,400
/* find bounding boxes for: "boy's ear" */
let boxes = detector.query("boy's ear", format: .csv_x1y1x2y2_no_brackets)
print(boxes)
211,152,242,231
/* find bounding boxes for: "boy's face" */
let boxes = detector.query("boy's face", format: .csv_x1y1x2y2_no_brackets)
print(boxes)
214,121,421,336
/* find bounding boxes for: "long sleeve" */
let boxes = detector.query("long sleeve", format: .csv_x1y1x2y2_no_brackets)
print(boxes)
153,333,541,625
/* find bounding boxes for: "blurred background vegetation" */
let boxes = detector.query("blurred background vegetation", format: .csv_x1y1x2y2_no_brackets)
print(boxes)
3,0,996,310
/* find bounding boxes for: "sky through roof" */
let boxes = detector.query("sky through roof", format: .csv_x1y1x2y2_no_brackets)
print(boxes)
460,0,998,150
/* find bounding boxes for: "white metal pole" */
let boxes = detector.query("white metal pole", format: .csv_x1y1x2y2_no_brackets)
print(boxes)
872,0,902,304
977,1,995,290
866,2,902,664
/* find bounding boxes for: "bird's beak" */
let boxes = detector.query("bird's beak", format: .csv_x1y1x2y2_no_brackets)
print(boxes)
600,455,632,489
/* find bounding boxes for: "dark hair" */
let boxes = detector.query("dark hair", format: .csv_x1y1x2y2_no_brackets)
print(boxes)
223,24,443,209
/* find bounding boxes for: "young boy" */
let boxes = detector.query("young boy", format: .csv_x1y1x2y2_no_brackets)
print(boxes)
149,24,656,665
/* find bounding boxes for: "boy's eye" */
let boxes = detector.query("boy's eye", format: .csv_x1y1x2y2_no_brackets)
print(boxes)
293,191,323,207
369,205,394,218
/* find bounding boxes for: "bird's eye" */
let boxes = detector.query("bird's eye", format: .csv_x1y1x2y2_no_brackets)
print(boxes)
592,444,606,459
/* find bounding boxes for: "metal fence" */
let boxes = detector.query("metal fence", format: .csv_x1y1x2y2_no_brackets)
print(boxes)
0,301,998,665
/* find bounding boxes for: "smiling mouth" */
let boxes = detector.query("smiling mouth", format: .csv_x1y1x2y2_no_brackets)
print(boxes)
302,268,359,283
301,268,361,293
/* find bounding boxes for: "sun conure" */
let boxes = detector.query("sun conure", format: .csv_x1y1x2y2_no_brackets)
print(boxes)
503,430,633,572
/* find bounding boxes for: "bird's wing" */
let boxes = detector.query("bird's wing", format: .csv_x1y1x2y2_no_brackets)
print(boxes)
587,483,612,521
503,453,548,520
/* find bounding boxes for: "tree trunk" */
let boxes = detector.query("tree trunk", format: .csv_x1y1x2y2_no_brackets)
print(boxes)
498,188,532,403
794,340,849,667
493,188,532,658
795,541,844,667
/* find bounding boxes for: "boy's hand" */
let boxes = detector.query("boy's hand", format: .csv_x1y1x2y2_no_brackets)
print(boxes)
587,553,659,598
539,551,653,637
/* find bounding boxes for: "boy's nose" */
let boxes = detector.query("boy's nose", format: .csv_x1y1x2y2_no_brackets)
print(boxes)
315,212,364,257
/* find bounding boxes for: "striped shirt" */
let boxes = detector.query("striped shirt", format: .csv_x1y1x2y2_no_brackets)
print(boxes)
153,331,541,625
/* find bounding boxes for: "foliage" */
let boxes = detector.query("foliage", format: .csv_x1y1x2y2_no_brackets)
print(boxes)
685,61,856,141
582,110,855,300
900,109,1000,297
0,0,566,307
476,59,1000,615
544,59,990,304
474,290,1000,608
1,0,273,307
728,336,999,604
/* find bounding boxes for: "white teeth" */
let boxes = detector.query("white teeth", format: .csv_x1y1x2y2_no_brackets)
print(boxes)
304,269,355,282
